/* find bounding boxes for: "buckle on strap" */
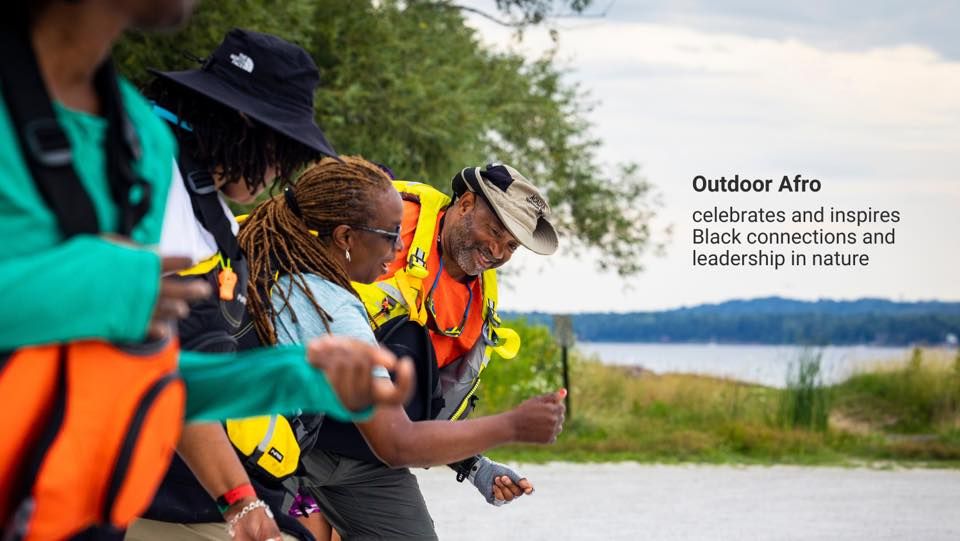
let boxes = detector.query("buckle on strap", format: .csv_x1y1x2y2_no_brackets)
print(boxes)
24,119,72,167
186,169,217,195
486,298,501,327
407,247,428,278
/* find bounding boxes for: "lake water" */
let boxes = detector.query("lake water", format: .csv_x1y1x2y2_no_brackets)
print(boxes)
575,342,931,387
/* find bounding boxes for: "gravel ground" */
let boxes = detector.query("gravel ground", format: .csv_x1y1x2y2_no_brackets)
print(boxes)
415,462,960,540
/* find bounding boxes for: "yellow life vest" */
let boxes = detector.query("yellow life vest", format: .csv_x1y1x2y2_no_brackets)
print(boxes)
352,180,521,420
225,414,305,481
179,215,308,482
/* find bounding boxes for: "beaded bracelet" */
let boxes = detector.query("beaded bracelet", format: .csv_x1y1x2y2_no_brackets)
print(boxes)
226,499,274,538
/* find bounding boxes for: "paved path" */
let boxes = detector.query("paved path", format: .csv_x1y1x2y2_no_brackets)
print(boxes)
415,462,960,540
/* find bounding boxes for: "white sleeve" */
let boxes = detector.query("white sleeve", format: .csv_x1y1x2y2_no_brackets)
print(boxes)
158,159,222,264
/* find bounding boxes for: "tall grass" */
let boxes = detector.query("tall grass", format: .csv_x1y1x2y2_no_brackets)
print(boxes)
777,349,830,431
834,348,960,433
481,320,960,464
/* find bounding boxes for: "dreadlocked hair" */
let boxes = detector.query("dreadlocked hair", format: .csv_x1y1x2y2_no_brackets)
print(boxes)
238,156,395,345
144,78,319,193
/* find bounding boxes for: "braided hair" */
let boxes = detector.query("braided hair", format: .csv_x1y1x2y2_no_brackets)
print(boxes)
144,78,318,193
238,156,395,345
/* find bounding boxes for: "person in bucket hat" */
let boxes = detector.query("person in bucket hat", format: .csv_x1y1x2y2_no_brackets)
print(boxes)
149,27,336,202
126,29,349,541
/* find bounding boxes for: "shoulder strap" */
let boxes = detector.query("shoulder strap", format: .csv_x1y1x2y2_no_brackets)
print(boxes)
392,180,451,280
0,28,150,238
0,29,98,237
175,147,244,263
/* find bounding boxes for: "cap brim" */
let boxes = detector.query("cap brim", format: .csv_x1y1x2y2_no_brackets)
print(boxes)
497,209,559,256
473,179,559,256
149,68,337,158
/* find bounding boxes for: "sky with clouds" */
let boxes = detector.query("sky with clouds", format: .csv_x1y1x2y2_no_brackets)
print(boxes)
460,0,960,313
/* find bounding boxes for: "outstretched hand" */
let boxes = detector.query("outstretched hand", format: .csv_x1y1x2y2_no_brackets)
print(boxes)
306,336,414,412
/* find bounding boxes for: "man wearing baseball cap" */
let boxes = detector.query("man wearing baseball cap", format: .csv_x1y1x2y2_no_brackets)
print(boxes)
295,164,567,540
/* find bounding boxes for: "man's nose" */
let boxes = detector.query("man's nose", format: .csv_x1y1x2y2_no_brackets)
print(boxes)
489,240,505,261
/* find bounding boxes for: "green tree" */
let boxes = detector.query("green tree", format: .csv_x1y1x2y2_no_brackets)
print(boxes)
116,0,661,275
475,319,564,413
430,0,595,27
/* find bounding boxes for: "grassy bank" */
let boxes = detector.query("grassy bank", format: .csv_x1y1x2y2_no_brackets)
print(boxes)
478,322,960,467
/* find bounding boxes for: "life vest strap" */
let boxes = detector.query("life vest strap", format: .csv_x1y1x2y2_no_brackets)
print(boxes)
0,28,149,238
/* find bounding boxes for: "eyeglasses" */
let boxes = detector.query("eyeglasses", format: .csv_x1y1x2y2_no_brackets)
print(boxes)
352,224,402,248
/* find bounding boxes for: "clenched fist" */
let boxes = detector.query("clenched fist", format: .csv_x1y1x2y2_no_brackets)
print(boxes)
507,388,566,444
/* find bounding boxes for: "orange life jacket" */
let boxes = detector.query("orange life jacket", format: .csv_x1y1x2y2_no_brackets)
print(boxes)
0,341,184,540
0,28,186,539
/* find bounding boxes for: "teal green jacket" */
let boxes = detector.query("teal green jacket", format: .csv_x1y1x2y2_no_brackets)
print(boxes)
0,80,365,423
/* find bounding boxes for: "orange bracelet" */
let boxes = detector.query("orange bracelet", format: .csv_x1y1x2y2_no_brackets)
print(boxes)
217,482,256,512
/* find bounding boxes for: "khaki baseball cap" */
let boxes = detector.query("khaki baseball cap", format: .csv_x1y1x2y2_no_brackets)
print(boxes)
452,164,559,255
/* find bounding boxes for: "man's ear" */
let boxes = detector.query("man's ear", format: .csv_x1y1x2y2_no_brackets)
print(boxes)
332,224,353,251
456,191,476,214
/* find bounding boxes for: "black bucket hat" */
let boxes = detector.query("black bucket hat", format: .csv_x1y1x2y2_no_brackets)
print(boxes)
149,28,336,158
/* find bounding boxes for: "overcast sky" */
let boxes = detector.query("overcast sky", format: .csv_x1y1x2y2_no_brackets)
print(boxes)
461,0,960,313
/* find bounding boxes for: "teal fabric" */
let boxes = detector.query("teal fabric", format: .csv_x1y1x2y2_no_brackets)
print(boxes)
179,345,369,422
0,77,369,423
0,80,169,347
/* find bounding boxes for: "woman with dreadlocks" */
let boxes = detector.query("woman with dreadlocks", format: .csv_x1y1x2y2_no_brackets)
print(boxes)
127,30,413,541
240,157,567,541
239,155,404,541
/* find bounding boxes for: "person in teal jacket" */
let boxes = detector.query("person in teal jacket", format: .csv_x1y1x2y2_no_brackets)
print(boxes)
0,0,411,423
1,2,415,538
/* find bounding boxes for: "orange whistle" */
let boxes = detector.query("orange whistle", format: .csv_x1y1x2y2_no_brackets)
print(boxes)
218,267,238,301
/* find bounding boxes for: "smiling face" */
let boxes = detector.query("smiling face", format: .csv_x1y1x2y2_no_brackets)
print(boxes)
342,188,404,284
443,191,520,279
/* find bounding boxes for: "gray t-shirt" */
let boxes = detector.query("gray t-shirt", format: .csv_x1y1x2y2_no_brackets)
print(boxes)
273,274,388,379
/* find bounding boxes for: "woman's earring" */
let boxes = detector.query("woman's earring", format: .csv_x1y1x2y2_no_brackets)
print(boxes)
345,249,351,262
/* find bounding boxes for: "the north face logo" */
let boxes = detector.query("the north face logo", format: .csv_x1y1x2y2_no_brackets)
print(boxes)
230,53,255,73
526,194,547,217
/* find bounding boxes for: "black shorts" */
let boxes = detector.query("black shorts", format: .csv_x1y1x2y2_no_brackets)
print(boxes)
300,449,437,540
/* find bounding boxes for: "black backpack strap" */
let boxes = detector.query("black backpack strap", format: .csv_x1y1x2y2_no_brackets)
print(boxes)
96,61,151,237
175,149,244,263
374,317,440,421
173,145,250,314
0,29,98,237
0,28,150,238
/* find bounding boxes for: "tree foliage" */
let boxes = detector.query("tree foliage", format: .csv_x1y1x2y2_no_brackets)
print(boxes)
511,298,960,345
433,0,595,27
115,0,660,275
475,319,564,413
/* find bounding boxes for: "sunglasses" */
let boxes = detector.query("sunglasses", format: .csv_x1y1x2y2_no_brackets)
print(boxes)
352,224,402,248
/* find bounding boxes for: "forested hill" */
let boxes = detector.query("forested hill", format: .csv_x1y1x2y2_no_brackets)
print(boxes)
505,297,960,346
